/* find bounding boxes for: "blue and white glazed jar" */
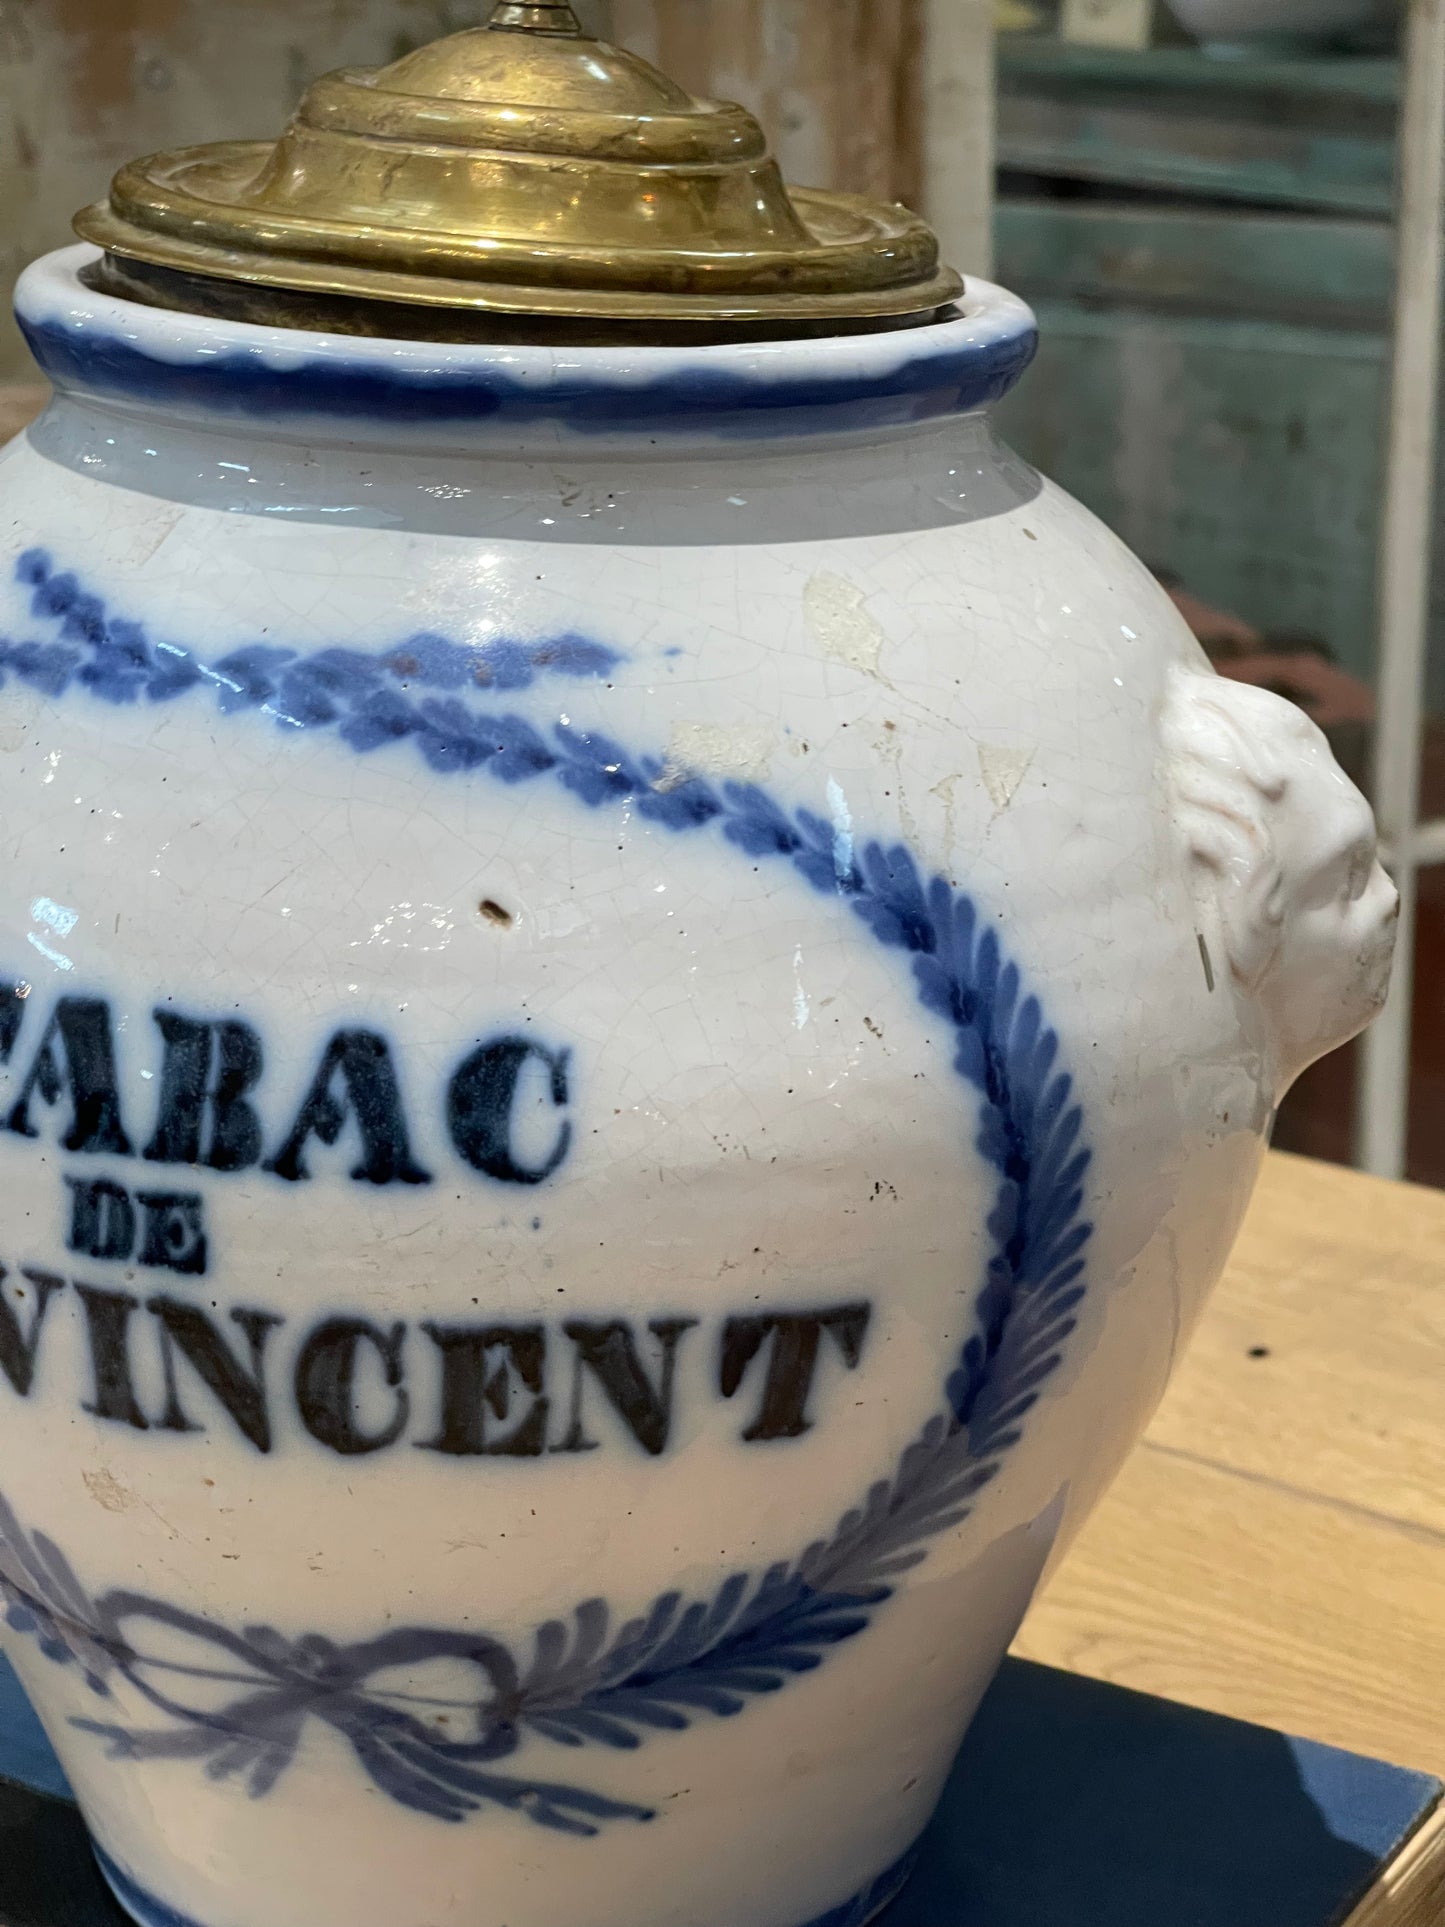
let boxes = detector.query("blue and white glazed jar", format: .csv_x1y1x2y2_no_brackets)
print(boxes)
0,14,1396,1927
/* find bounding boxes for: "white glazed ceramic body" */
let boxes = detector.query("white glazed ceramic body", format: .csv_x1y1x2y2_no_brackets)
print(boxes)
0,246,1395,1927
1170,0,1394,44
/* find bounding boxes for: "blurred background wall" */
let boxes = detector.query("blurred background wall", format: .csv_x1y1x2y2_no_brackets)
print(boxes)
0,0,594,377
0,0,992,381
608,0,923,203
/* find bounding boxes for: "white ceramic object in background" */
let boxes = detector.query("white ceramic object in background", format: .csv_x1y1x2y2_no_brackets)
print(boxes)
1170,0,1395,45
0,236,1395,1927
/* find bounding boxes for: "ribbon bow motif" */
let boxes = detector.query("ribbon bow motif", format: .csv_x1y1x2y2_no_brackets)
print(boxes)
0,551,1093,1834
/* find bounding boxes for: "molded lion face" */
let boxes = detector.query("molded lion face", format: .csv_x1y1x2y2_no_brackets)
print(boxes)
1162,667,1398,1093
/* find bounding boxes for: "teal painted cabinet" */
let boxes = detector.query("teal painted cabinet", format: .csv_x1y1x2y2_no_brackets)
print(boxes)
992,41,1439,698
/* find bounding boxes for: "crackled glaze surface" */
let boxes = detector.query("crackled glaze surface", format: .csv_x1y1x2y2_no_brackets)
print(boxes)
0,246,1395,1927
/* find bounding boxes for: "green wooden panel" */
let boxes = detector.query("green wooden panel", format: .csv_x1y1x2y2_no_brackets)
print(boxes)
992,47,1445,715
999,38,1402,105
998,38,1399,214
997,198,1395,326
995,301,1389,681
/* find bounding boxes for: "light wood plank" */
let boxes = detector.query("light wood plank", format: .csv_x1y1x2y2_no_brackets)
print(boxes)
1152,1152,1445,1539
0,386,46,445
1020,1151,1445,1782
1016,1437,1445,1776
920,0,995,276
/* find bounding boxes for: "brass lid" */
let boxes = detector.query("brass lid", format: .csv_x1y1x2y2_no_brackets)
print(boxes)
74,0,962,330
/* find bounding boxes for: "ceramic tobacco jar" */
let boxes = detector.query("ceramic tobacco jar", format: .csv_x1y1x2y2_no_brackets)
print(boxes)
0,8,1397,1926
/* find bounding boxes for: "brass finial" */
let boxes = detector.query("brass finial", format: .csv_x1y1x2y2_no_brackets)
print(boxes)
487,2,584,32
74,13,962,335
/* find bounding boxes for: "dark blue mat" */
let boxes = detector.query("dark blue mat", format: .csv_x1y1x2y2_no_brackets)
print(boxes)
0,1650,1437,1926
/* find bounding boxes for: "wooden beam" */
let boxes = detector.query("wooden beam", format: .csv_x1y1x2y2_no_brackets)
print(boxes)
920,0,995,276
1360,0,1445,1177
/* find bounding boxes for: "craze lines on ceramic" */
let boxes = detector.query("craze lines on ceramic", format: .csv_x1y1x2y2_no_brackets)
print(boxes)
0,552,1093,1836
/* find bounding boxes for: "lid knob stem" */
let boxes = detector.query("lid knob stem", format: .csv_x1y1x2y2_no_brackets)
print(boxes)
487,1,585,31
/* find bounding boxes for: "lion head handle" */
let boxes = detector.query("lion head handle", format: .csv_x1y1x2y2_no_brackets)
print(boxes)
1161,666,1399,1095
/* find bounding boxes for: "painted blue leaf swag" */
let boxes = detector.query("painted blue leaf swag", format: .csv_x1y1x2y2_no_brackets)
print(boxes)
0,552,1093,1834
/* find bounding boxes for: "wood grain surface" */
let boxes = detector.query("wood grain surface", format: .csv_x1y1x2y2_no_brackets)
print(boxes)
0,386,45,446
1017,1151,1445,1779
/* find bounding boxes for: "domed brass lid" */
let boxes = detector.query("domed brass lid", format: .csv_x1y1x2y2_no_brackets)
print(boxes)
74,0,962,330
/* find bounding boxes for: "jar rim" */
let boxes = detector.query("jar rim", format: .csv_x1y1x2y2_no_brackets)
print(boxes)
17,245,1038,447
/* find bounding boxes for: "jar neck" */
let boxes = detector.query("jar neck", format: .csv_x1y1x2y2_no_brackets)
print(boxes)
27,389,1041,546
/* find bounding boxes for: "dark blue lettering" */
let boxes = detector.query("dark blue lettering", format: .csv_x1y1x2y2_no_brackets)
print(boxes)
144,1012,264,1172
418,1323,547,1457
75,1282,148,1430
66,1176,136,1262
138,1192,208,1276
296,1318,409,1456
720,1304,873,1441
556,1319,696,1458
266,1032,431,1186
447,1036,572,1185
150,1297,281,1453
7,998,132,1155
0,984,29,1064
0,1265,64,1398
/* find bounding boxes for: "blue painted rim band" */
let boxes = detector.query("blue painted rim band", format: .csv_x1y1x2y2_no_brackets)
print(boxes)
16,248,1038,441
95,1840,920,1927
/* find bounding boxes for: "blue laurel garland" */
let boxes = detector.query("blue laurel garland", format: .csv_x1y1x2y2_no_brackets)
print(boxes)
0,551,1092,1837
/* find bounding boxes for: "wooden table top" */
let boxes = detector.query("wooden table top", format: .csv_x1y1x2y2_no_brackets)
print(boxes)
1017,1150,1445,1781
0,385,46,449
